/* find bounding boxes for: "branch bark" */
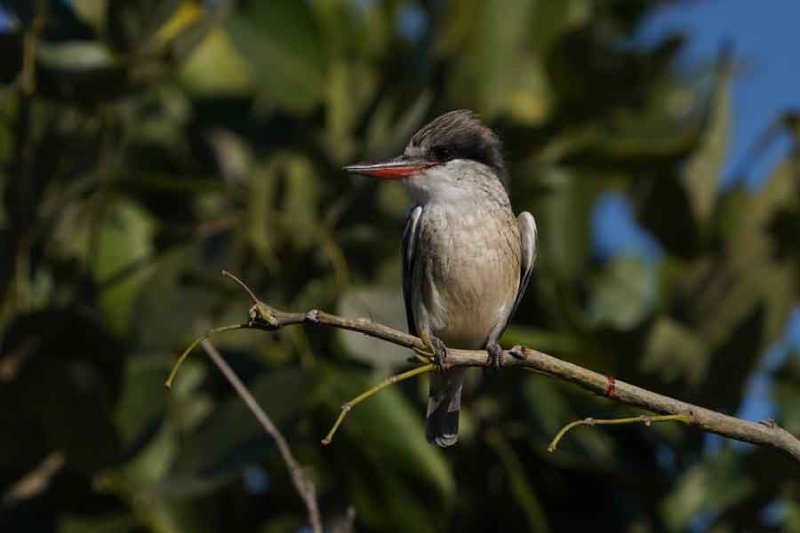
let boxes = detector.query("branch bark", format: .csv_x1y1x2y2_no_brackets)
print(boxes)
244,302,800,464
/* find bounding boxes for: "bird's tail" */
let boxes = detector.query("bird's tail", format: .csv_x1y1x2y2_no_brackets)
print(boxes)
425,368,465,447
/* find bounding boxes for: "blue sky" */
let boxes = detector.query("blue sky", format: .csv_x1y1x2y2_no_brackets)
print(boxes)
639,0,800,190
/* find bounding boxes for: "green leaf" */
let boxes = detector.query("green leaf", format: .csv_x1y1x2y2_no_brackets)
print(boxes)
521,378,616,465
227,0,325,113
680,57,731,236
50,196,156,335
588,257,657,330
320,58,378,162
641,316,708,386
485,429,551,532
336,285,409,370
94,197,157,335
113,355,171,448
279,155,320,248
533,167,594,283
661,448,755,532
178,28,255,96
70,0,107,31
168,368,312,493
715,159,799,346
439,0,551,123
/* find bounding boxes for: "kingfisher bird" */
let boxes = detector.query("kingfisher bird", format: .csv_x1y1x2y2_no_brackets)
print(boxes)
345,110,537,446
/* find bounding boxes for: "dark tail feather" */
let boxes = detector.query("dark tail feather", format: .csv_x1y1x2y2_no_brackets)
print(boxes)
425,369,465,447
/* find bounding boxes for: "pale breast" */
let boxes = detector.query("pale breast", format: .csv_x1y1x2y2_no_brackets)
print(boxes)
413,202,521,349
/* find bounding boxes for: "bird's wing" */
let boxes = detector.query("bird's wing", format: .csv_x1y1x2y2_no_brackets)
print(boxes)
402,205,423,336
510,211,537,317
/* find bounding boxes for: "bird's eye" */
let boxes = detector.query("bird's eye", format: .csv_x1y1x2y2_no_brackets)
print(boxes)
432,146,453,161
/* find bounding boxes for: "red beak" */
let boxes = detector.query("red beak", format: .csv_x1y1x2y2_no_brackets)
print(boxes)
343,156,436,179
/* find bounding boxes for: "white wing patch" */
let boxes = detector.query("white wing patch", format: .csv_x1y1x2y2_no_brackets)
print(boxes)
511,211,537,316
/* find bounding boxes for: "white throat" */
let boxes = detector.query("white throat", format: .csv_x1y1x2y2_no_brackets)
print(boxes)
402,159,501,205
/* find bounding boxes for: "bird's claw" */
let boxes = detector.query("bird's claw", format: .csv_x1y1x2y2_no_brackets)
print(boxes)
485,342,503,375
415,331,448,371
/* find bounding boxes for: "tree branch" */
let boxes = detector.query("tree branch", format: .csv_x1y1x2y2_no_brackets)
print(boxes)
241,301,800,464
199,340,322,533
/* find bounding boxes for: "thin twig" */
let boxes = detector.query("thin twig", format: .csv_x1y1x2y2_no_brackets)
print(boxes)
164,323,246,389
321,364,435,445
547,414,694,452
199,340,322,533
222,269,260,305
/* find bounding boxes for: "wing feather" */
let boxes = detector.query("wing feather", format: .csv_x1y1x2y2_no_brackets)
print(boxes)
402,205,423,336
510,211,537,318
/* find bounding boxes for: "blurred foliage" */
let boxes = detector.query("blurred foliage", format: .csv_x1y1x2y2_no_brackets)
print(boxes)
0,0,799,531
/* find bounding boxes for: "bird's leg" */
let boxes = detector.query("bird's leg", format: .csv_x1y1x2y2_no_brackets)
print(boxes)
416,330,448,371
486,342,503,372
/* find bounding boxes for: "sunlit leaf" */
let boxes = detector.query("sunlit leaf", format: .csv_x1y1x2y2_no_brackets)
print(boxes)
680,57,731,236
70,0,107,31
179,27,255,96
151,1,204,49
92,197,157,335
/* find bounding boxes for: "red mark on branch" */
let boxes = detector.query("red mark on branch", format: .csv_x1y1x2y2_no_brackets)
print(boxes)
606,375,616,398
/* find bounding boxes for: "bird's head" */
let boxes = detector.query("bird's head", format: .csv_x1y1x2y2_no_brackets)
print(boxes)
344,110,507,202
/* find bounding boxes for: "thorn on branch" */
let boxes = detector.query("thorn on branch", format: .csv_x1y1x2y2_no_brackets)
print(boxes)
760,417,776,429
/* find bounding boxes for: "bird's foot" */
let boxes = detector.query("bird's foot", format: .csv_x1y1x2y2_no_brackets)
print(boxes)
485,342,503,375
415,331,448,371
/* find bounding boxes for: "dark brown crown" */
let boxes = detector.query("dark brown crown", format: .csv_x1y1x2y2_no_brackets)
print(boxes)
408,110,506,181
